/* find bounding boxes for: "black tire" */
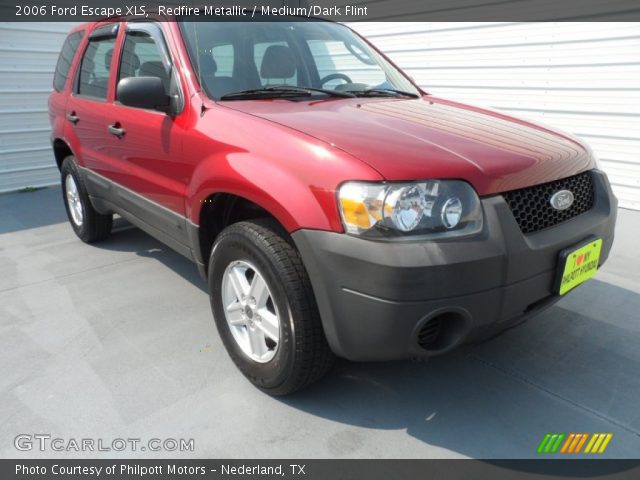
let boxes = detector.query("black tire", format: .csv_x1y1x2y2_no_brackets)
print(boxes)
60,156,112,243
208,219,334,395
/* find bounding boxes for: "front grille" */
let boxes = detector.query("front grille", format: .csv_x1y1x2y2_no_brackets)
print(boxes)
502,171,595,234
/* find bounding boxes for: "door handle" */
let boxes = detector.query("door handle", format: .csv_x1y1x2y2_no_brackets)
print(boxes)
107,123,125,138
66,112,79,124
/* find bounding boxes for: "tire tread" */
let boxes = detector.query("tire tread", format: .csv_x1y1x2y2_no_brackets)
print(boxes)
213,219,334,395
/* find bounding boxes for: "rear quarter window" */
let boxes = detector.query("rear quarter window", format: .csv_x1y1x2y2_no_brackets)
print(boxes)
53,31,84,92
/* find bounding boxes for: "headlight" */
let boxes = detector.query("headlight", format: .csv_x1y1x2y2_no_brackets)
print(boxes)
338,180,483,239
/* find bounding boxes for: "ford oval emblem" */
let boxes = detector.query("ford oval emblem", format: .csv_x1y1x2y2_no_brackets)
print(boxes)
550,190,575,211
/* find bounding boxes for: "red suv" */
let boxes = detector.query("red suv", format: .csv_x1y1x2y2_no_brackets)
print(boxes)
49,18,617,394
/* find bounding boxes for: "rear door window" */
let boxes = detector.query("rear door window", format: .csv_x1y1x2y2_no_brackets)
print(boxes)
77,26,118,100
53,31,84,92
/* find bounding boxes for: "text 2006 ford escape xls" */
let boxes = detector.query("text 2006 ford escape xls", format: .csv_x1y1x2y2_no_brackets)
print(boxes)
49,18,617,394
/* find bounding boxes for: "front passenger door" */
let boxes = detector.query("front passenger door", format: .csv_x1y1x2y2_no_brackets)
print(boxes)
103,22,190,242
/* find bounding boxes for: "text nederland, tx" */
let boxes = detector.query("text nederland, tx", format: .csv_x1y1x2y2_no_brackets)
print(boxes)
15,463,307,476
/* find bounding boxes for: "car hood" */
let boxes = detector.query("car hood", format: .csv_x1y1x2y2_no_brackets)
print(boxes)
220,96,594,195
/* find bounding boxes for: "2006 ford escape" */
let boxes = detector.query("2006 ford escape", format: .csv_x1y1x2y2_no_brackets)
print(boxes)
49,17,617,394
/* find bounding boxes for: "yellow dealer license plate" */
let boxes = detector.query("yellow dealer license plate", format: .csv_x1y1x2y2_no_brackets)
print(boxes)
555,238,603,295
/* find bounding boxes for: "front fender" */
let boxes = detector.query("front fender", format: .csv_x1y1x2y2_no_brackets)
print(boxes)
187,149,346,233
185,108,383,232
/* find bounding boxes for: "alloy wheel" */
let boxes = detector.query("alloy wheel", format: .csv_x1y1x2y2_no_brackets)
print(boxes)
221,260,280,363
65,174,84,226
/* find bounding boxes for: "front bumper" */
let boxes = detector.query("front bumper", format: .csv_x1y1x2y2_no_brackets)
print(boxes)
292,170,617,361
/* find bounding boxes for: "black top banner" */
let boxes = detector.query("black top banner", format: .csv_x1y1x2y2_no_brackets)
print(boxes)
2,0,640,22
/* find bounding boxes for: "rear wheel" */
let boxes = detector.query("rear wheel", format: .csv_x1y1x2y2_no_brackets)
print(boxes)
61,156,112,243
208,219,334,395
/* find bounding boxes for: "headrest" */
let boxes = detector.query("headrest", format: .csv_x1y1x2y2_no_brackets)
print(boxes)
129,53,141,71
199,54,218,77
81,57,94,73
139,61,166,79
260,45,295,79
118,52,141,78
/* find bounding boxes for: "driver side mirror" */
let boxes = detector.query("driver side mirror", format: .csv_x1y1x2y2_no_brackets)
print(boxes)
117,76,172,113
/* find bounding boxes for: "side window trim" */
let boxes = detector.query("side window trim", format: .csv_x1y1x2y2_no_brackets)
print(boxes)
72,23,119,102
124,23,172,75
89,23,119,40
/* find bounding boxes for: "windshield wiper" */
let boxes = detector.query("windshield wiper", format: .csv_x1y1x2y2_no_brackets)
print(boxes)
220,86,355,101
295,86,355,98
344,88,420,98
220,87,310,100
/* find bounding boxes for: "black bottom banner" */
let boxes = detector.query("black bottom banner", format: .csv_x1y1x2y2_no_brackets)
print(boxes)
5,459,640,480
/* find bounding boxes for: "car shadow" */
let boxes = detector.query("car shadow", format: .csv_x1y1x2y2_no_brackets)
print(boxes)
0,187,69,234
89,208,640,459
278,279,640,459
97,220,208,293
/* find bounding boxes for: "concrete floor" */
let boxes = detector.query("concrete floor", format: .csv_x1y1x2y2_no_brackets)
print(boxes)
1,186,639,459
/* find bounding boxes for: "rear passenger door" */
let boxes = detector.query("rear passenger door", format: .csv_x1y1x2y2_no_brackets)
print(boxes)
49,29,84,137
64,24,119,174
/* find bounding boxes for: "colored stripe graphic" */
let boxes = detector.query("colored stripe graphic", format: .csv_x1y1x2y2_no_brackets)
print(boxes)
584,434,599,453
537,434,552,454
585,433,614,454
568,433,581,453
550,434,565,453
537,433,551,453
537,433,565,453
598,434,613,453
538,433,613,454
560,433,575,453
574,433,589,453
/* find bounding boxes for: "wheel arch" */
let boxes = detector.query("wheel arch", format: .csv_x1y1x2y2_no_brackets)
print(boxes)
52,138,75,170
194,190,294,274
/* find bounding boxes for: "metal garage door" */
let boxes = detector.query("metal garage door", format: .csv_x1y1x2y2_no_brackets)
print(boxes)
1,21,639,211
0,22,77,193
349,22,640,210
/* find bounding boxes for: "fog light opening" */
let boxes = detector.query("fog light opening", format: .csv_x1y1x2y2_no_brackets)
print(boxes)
417,311,468,353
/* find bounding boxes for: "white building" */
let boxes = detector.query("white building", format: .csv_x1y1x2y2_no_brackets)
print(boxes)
1,21,639,209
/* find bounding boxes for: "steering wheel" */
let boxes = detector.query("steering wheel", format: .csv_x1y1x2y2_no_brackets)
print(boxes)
319,73,353,88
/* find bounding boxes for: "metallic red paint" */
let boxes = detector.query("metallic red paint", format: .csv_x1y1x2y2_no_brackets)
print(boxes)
50,19,596,236
221,96,595,195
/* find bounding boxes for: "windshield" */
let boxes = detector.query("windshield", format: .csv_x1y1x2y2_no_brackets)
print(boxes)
178,21,420,100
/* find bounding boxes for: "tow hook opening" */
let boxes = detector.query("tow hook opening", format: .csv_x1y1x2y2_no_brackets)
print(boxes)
416,310,469,354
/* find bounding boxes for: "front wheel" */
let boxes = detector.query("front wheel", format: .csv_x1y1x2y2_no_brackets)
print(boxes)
208,219,334,395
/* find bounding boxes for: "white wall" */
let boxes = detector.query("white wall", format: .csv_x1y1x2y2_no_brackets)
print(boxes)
0,22,77,192
350,22,640,209
1,21,639,210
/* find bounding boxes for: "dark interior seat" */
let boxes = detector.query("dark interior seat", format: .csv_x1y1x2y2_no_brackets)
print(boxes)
139,60,170,89
199,54,237,98
119,52,141,79
260,45,296,84
79,58,106,98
